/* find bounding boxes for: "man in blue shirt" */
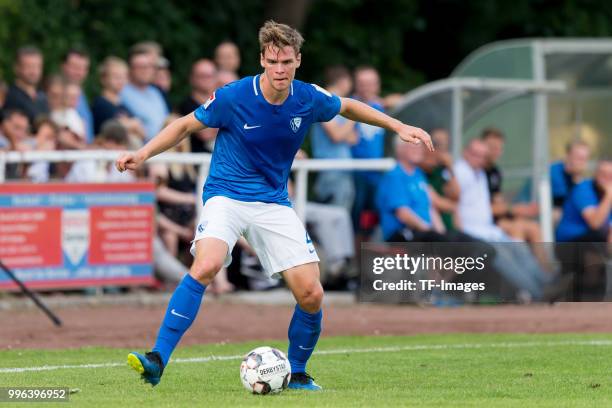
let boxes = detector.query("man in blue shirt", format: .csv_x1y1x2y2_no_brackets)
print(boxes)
311,66,357,211
556,158,611,300
61,48,94,143
550,140,591,209
120,49,169,141
117,21,433,390
351,66,386,232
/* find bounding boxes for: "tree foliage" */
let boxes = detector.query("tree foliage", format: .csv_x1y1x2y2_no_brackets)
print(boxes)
0,0,611,102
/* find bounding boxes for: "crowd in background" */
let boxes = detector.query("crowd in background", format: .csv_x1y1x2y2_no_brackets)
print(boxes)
0,41,609,301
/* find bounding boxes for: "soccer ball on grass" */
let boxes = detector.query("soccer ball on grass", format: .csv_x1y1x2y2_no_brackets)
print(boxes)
240,346,291,394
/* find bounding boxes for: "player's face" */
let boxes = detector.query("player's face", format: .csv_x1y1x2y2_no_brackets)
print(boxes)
566,145,590,175
260,45,301,92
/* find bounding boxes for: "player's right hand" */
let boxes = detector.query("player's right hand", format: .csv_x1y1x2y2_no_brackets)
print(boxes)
115,151,146,172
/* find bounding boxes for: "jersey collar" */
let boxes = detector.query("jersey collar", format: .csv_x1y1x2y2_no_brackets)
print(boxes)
253,74,294,103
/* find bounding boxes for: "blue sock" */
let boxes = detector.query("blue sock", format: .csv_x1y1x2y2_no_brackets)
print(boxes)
152,274,206,366
288,305,322,374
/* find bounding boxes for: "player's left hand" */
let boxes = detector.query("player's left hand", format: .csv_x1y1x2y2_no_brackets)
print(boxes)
397,124,434,151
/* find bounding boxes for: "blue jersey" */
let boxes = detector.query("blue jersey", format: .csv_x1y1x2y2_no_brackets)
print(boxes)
556,179,611,241
194,75,341,206
376,164,432,240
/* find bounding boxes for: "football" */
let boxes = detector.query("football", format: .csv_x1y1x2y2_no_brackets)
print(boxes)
240,346,291,394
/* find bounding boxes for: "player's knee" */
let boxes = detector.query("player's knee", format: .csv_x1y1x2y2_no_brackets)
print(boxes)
297,283,324,313
190,258,223,285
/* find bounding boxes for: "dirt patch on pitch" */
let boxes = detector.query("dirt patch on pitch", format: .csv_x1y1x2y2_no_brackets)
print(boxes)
1,301,611,350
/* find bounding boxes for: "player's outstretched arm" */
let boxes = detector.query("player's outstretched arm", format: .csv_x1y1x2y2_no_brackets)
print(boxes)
338,97,434,151
116,113,205,172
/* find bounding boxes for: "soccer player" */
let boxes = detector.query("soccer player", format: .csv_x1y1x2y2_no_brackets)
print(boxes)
116,21,432,391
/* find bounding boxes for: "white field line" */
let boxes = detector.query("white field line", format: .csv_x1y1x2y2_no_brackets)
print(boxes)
1,339,611,374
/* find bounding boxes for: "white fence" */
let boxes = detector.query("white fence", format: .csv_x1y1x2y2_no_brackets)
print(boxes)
0,150,396,221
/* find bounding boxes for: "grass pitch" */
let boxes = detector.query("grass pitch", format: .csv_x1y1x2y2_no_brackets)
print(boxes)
1,333,611,407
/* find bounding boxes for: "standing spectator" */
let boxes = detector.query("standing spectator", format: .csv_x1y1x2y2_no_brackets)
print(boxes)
351,66,386,232
92,56,145,143
61,48,93,143
214,41,241,74
177,59,218,153
3,46,48,125
0,79,7,116
0,109,33,180
153,56,172,112
46,75,86,149
311,66,357,211
120,48,169,141
551,139,591,210
216,70,239,87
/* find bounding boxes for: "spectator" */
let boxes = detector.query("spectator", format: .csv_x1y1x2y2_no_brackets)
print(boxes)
153,56,172,112
0,109,31,151
92,56,145,143
216,70,239,87
420,128,460,231
3,46,48,125
556,158,611,300
0,109,33,180
351,66,386,233
214,41,241,74
454,139,553,301
177,59,218,153
311,66,357,211
61,47,93,143
26,116,59,183
120,48,169,141
482,128,541,242
65,120,134,183
556,158,612,243
0,79,7,115
551,139,591,210
46,75,86,149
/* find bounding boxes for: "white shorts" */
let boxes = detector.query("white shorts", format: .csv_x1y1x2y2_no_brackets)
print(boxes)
190,196,319,278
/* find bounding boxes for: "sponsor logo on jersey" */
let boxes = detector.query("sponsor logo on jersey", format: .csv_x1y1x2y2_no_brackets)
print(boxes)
203,92,215,109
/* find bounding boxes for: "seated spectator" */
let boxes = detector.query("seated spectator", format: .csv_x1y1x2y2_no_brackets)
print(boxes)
556,158,611,300
177,59,218,153
311,66,357,212
46,75,86,149
92,56,145,144
3,46,49,125
454,139,555,301
61,47,93,142
551,139,591,212
120,47,169,141
482,128,542,241
420,128,460,231
214,41,241,75
557,158,612,243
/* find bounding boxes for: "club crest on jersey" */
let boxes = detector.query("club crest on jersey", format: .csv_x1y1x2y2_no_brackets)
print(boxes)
290,117,302,133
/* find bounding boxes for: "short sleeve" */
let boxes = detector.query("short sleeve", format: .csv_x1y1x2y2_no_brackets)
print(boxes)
194,85,233,128
574,182,599,213
310,83,341,123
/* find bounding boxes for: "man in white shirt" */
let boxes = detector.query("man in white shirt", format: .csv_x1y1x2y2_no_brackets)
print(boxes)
454,140,551,301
